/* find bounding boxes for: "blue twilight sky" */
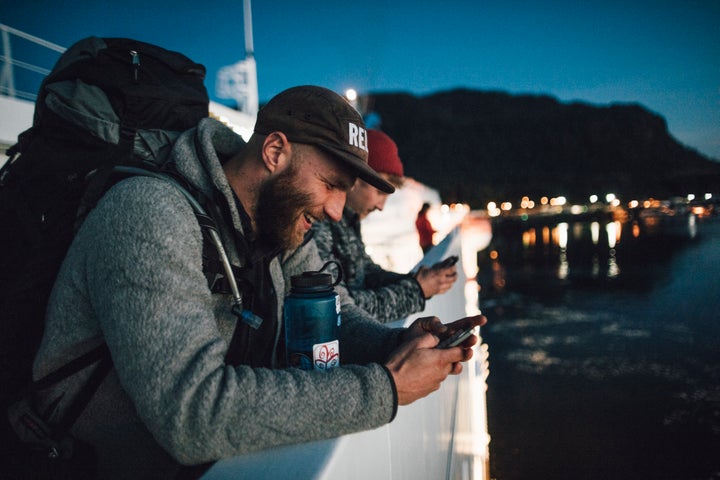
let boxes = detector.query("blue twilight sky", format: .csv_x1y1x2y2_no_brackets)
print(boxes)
2,0,719,160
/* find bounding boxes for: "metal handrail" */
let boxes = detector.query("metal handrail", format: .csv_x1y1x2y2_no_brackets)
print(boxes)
0,24,65,52
0,23,65,101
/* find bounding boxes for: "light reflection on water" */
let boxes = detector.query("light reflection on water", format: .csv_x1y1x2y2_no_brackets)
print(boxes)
480,211,720,480
479,210,705,295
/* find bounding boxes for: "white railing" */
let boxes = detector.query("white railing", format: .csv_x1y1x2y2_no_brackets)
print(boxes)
0,23,65,101
0,24,63,159
203,226,491,480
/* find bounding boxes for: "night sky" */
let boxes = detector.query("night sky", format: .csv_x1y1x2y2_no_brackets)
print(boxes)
3,0,719,159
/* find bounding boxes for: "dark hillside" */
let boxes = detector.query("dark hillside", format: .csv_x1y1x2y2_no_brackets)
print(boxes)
366,89,720,208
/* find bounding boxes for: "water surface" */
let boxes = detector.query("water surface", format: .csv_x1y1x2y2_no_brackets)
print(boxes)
480,211,720,480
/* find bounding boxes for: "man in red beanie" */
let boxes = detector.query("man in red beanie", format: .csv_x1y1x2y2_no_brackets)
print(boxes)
312,129,458,323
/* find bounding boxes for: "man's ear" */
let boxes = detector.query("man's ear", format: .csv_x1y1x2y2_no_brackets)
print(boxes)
261,132,292,173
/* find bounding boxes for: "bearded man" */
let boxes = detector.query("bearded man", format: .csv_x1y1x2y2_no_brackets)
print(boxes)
29,86,485,479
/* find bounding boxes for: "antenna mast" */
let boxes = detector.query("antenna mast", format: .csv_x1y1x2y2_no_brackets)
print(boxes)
244,0,254,57
215,0,258,117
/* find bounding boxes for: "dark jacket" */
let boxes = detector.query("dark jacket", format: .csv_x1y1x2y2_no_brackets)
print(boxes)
312,207,425,323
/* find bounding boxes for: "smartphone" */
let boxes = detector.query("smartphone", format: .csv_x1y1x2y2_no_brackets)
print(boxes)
434,255,459,269
436,326,474,349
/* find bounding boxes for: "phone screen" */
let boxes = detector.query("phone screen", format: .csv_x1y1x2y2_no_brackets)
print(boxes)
436,255,459,269
436,327,473,349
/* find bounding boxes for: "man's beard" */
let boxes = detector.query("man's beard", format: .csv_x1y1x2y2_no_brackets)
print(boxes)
255,163,313,251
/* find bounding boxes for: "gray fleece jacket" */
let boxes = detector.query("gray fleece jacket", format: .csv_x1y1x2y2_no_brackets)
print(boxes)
33,118,403,479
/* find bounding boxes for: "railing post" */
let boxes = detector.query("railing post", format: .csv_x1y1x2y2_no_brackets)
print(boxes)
0,23,65,101
0,26,16,98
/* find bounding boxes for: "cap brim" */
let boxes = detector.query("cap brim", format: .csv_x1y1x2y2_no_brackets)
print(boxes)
318,144,396,194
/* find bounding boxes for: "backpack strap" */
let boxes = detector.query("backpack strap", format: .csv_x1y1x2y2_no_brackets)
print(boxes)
42,345,113,440
74,136,137,232
31,344,111,392
7,343,112,460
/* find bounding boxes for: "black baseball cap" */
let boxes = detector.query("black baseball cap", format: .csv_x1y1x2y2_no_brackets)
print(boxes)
254,86,395,194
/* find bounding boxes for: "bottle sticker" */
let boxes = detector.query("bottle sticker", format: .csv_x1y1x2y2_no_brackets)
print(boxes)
313,340,340,371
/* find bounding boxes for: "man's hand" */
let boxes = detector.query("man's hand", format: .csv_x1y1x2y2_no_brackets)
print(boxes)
384,333,472,405
401,314,486,345
414,265,458,299
387,314,487,405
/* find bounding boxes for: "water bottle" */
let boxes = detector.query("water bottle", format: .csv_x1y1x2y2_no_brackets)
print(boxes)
284,261,342,371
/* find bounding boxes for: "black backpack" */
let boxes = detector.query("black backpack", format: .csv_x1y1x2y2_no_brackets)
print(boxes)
0,36,211,402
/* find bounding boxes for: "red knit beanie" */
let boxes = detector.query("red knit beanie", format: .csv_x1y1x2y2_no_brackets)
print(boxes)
367,129,404,177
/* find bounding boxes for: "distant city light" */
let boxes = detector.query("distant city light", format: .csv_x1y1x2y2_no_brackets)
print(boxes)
486,202,501,217
687,194,695,201
628,200,639,209
605,193,616,203
705,193,713,200
540,196,549,205
589,195,598,203
501,202,513,211
549,196,566,206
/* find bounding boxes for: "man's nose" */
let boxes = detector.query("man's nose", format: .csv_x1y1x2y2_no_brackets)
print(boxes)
325,191,346,222
376,194,389,212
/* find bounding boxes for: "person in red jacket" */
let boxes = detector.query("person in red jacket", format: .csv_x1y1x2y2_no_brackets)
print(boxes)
416,202,436,254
